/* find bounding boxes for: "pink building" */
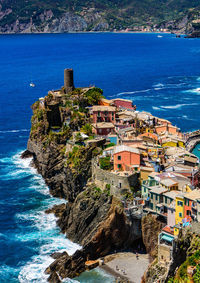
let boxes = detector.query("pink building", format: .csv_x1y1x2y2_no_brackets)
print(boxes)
113,145,140,171
92,106,116,124
112,98,136,110
92,122,115,136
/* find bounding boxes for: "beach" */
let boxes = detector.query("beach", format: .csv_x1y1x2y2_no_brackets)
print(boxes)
102,252,150,283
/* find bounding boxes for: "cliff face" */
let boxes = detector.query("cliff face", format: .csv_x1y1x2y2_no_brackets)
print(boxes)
45,191,142,282
142,214,165,261
27,138,94,201
24,87,145,282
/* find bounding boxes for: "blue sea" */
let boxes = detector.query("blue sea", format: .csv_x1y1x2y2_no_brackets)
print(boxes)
1,32,200,282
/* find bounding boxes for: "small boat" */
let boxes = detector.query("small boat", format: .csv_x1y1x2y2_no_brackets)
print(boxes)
30,82,35,87
157,35,163,38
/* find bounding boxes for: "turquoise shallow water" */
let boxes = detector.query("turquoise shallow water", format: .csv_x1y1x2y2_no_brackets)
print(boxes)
1,32,200,282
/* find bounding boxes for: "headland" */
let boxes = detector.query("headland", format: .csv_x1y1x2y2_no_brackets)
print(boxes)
23,68,200,283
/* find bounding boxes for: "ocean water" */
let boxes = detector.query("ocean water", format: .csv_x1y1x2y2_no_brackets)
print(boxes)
1,32,200,282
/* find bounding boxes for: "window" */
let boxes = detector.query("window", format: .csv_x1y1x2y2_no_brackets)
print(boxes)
151,194,153,200
119,182,122,188
187,210,191,216
118,155,121,160
99,129,102,134
98,111,101,116
177,201,183,207
144,188,146,193
117,164,121,169
185,199,189,206
179,213,182,218
155,195,158,201
165,197,168,204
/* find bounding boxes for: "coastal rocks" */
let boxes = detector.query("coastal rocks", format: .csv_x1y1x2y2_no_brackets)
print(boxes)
27,137,94,201
46,193,143,281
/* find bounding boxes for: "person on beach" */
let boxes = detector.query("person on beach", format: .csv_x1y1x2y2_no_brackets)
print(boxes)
136,252,139,260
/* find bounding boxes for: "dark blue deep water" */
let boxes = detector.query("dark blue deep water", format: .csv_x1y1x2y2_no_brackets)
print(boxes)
1,33,200,282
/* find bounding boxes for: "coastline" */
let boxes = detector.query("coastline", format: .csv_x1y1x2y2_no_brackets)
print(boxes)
0,30,175,36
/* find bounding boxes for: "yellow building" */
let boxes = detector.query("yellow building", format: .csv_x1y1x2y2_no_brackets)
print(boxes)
162,139,185,148
174,225,181,236
175,194,185,225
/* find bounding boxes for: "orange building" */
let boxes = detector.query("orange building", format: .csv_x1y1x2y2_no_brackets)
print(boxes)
113,145,140,171
168,125,178,135
184,190,200,222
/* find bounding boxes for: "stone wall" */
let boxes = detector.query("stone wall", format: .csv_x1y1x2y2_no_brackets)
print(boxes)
92,160,139,197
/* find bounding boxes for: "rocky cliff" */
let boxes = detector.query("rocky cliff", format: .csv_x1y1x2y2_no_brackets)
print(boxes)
1,0,200,34
24,85,147,282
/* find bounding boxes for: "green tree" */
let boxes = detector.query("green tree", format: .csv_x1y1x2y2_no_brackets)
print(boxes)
85,88,104,105
81,123,93,135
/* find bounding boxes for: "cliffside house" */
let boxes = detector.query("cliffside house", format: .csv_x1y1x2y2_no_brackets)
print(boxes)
92,105,116,123
112,98,136,110
113,145,140,171
92,122,115,136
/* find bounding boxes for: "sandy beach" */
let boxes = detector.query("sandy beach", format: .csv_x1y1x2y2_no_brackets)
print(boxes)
101,252,150,283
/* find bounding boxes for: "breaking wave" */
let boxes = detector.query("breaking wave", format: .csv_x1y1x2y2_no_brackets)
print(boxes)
160,103,198,110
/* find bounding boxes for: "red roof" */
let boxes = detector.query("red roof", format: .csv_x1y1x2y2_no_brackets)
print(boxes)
162,226,174,235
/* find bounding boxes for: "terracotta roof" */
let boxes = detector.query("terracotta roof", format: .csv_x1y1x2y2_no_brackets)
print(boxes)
139,132,158,141
150,186,168,195
92,122,115,129
163,190,179,200
185,190,200,201
113,145,140,155
92,105,116,112
112,98,133,103
162,226,174,235
160,178,178,187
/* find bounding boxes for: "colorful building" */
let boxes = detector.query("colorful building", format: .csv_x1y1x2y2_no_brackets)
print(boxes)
112,98,135,110
113,145,140,171
175,194,185,224
184,190,200,222
92,122,115,136
92,105,116,124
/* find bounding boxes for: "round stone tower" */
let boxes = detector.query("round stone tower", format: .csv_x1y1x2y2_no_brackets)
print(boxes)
64,68,74,93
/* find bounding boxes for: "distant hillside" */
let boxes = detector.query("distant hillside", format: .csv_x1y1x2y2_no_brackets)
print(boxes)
0,0,200,35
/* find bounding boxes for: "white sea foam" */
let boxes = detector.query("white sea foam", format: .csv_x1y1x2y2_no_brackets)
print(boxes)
153,83,165,88
184,87,200,94
115,89,151,96
7,152,82,283
0,129,29,133
160,103,198,110
152,106,166,111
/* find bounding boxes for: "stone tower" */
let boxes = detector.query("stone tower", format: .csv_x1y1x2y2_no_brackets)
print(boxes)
64,68,74,93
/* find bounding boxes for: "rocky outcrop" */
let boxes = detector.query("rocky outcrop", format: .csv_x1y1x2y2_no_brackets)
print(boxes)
27,138,95,201
45,190,143,281
142,214,164,261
